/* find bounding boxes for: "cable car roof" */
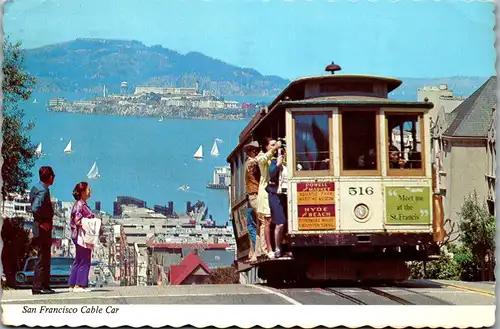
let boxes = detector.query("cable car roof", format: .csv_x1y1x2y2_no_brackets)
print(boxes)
278,95,434,109
266,74,404,112
227,63,434,162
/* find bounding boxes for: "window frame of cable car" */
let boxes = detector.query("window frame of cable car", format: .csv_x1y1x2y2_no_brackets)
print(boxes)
384,111,426,177
290,110,333,177
339,108,381,177
238,151,246,201
230,161,238,204
233,151,243,203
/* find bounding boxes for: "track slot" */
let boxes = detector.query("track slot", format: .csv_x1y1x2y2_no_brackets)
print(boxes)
363,287,415,305
322,288,367,305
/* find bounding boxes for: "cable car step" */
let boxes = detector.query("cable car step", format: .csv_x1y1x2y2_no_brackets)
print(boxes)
250,256,294,266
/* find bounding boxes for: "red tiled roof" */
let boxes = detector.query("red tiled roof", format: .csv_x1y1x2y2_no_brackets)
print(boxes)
146,241,229,249
169,251,211,285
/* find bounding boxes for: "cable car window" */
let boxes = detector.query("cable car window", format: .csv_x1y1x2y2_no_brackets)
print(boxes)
341,110,378,172
293,113,331,172
386,113,424,172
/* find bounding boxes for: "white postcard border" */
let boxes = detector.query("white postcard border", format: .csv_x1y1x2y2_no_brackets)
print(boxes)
1,305,496,328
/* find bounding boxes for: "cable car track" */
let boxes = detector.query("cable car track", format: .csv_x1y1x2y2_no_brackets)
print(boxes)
321,287,367,305
363,287,415,305
321,286,415,305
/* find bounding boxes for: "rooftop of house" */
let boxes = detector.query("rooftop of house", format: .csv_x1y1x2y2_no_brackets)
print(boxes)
444,76,497,138
168,251,211,285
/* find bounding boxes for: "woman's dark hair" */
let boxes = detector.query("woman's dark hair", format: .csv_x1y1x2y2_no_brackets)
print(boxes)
73,182,89,201
388,144,399,153
261,137,273,152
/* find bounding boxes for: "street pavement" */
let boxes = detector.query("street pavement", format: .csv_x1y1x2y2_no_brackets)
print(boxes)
1,280,495,305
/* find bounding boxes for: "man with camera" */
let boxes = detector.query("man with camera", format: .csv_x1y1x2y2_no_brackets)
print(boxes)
266,138,287,258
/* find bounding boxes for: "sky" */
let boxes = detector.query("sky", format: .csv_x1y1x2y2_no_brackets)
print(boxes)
2,0,496,80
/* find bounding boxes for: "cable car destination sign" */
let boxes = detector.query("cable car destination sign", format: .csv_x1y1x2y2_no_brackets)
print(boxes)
296,182,336,230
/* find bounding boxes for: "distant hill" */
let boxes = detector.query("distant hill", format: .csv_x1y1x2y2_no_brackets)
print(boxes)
23,38,489,98
23,38,289,97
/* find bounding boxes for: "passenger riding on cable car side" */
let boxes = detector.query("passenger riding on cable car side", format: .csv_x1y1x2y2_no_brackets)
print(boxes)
267,142,288,258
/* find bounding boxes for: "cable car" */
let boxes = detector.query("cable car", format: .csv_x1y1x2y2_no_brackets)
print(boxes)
227,62,445,284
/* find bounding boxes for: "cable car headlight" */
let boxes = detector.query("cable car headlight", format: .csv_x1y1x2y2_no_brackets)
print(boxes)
354,203,369,221
16,272,26,283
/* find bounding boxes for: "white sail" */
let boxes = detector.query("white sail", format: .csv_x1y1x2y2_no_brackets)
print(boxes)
87,161,100,179
193,145,203,159
64,140,72,153
158,116,164,122
35,143,42,156
211,140,220,157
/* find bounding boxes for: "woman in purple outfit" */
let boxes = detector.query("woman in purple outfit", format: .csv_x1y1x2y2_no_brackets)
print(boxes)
68,182,95,292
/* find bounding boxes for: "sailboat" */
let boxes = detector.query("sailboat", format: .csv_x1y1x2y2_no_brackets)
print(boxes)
64,140,72,154
158,116,164,122
87,161,100,180
211,140,220,157
178,185,190,191
33,99,38,104
193,145,203,159
35,143,42,157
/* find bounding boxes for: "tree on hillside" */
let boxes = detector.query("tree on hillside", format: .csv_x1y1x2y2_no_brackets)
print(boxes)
457,191,495,281
2,38,37,201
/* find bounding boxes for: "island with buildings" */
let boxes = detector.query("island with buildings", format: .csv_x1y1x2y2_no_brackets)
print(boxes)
47,81,262,120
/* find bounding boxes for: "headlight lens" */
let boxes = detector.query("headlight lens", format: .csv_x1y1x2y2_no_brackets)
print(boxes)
354,203,369,220
16,273,26,282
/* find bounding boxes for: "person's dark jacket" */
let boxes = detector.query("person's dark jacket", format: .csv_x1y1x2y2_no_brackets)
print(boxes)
29,182,54,238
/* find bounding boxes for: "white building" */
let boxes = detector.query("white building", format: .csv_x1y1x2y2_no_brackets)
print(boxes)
417,84,466,122
1,191,33,220
431,77,496,241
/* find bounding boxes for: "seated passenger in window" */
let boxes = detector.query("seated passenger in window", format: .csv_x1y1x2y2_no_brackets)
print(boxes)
388,144,406,169
357,148,376,169
405,151,422,169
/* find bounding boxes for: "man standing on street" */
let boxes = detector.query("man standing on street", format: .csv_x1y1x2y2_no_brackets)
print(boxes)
29,166,56,295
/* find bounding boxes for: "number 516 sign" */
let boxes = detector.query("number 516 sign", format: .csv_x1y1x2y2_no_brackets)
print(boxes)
348,186,374,196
